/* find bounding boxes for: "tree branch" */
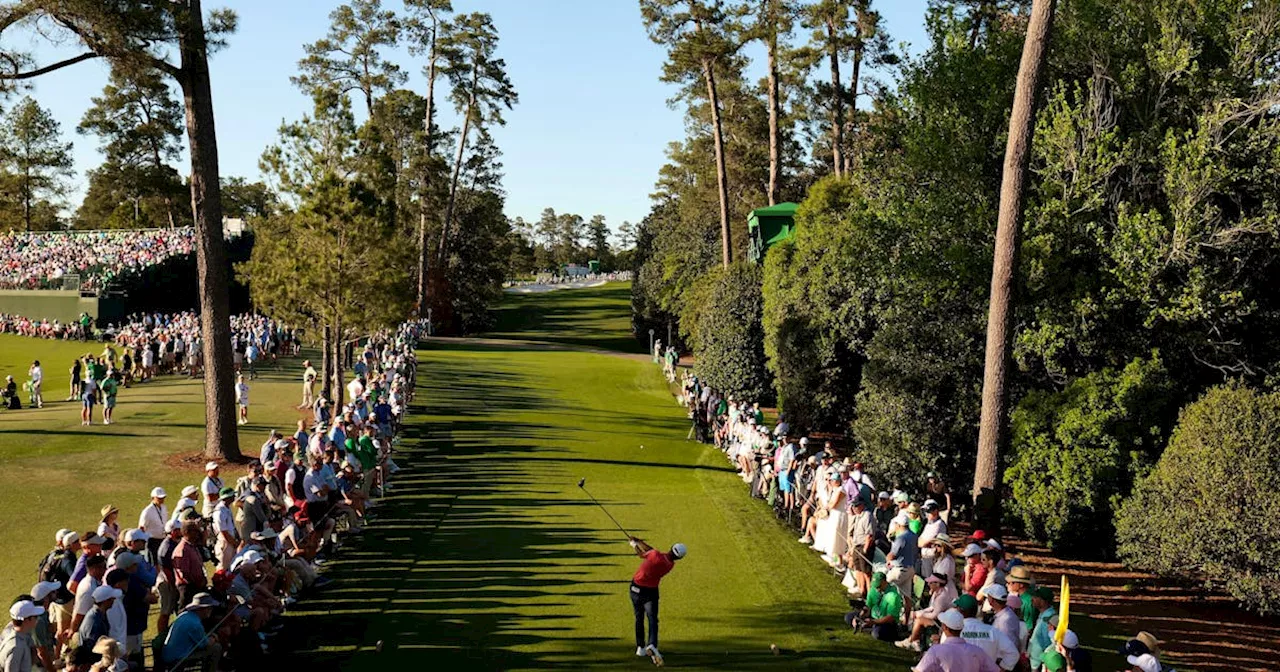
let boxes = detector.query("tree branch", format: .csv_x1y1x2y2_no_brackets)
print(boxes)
0,51,100,79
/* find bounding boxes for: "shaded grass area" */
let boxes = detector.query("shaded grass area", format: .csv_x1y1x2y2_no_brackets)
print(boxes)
279,340,912,670
0,334,312,602
486,282,645,353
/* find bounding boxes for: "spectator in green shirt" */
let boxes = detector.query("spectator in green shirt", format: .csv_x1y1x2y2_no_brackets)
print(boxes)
101,376,120,425
845,571,903,642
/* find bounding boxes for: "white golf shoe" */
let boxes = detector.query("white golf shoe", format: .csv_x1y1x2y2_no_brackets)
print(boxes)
635,646,645,657
645,645,664,667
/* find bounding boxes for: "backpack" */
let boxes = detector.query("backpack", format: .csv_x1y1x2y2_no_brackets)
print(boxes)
37,549,67,584
289,464,307,501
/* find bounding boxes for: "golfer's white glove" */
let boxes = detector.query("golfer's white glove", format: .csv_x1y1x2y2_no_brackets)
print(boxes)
628,539,638,548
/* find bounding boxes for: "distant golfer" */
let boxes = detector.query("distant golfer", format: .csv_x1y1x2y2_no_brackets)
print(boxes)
628,536,686,667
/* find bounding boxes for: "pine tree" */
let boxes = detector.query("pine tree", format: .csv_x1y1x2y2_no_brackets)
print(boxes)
0,97,73,231
641,0,742,267
293,0,405,114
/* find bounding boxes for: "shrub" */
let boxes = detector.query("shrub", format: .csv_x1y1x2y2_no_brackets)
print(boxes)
1006,354,1175,553
690,262,771,403
1115,383,1280,614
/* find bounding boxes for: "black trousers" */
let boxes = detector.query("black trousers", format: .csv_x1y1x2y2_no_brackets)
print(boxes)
146,537,163,566
629,582,659,648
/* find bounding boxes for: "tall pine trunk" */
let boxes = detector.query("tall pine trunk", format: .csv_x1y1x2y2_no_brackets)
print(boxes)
973,0,1057,533
826,21,844,178
703,58,732,267
321,324,332,403
439,65,477,265
765,7,780,206
416,28,438,312
845,33,863,175
331,321,345,409
177,0,239,461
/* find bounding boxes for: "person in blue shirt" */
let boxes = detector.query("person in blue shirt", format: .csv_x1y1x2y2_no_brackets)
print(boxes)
161,593,221,671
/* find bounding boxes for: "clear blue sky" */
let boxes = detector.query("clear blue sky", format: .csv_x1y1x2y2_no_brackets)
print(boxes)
21,0,929,232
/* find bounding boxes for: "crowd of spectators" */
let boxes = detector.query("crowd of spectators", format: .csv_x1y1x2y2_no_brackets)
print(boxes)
0,228,196,292
0,310,300,419
4,320,425,671
677,372,1175,672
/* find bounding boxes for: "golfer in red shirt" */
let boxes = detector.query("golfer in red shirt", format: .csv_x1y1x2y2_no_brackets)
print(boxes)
628,536,686,666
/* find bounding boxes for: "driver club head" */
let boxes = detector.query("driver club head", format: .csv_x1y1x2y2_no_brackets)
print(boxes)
577,478,586,488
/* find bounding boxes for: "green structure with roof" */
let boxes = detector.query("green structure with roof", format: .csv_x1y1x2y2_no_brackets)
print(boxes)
747,202,799,263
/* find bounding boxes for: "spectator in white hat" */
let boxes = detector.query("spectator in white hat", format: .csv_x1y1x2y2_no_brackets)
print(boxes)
918,499,948,576
235,373,250,425
1,600,44,672
68,554,107,641
138,487,168,563
1126,653,1160,672
963,543,988,597
986,584,1023,654
155,519,183,632
898,571,957,652
913,608,998,672
172,485,199,521
29,582,60,670
75,585,118,668
200,462,222,517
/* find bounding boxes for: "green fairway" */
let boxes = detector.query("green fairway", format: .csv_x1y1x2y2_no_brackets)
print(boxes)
0,334,309,602
283,283,912,670
486,282,646,353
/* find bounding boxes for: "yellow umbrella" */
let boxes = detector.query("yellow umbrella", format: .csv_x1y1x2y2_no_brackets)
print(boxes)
1054,575,1070,644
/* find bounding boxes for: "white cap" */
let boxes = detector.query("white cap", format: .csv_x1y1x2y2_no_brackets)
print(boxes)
92,586,122,603
962,543,985,557
30,581,61,602
62,531,80,546
55,528,71,544
892,512,910,528
986,539,1003,551
937,608,964,631
150,487,167,498
984,584,1008,601
1061,629,1078,649
799,437,809,445
1127,654,1159,672
9,600,44,620
125,529,149,543
205,461,219,471
181,485,198,498
231,550,264,571
671,543,687,559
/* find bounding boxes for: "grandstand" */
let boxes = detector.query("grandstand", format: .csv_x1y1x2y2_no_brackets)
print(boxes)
0,227,252,324
0,227,195,293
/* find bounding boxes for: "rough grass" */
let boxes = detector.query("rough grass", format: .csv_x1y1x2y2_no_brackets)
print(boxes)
0,334,310,602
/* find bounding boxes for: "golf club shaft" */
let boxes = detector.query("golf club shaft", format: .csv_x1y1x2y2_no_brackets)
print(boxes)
579,486,631,538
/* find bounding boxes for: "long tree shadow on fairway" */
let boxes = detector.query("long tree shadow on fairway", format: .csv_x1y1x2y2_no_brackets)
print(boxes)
274,352,637,670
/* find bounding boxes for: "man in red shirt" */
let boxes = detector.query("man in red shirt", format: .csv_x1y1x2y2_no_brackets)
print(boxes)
628,536,686,667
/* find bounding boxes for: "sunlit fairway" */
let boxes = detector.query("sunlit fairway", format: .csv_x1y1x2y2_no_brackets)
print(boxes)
278,282,912,670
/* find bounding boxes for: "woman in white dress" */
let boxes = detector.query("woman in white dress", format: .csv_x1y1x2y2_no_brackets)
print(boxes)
814,471,849,565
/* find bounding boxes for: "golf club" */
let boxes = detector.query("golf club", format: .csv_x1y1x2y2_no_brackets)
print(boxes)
576,477,632,539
